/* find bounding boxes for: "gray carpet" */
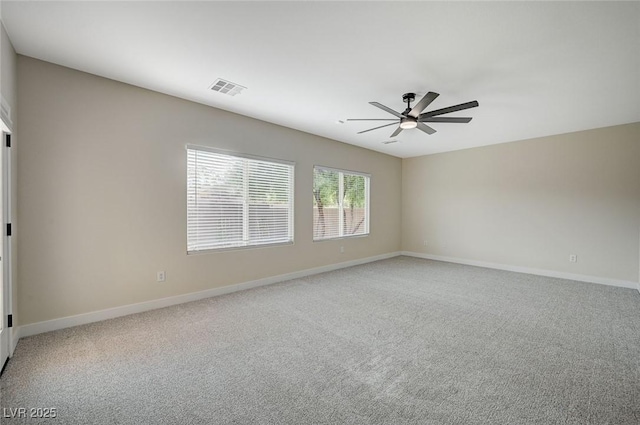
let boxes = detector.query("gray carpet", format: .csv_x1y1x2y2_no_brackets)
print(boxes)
1,256,639,424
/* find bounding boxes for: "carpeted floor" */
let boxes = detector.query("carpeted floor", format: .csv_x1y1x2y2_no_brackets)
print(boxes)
1,256,639,424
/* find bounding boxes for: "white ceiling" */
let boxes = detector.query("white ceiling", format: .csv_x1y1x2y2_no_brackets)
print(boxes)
2,1,639,158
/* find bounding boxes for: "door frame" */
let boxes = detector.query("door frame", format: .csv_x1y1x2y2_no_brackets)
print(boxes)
0,119,13,369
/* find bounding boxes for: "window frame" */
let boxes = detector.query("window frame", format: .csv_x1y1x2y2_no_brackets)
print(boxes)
312,165,370,242
186,144,295,254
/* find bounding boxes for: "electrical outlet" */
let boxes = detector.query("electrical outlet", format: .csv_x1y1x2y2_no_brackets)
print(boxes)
424,240,428,247
157,271,166,282
340,246,345,253
569,255,577,263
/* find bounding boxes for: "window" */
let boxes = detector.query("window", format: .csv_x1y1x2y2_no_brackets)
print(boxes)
313,166,369,241
187,146,294,252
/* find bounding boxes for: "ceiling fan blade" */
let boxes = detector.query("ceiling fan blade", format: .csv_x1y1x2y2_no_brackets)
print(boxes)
420,100,479,118
346,118,398,121
419,117,473,123
357,122,398,134
389,126,403,137
408,92,439,117
417,122,437,135
369,102,404,118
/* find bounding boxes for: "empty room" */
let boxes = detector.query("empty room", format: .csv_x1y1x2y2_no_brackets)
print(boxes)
0,1,639,424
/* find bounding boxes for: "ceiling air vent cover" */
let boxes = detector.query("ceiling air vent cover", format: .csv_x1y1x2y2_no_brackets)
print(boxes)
210,79,246,96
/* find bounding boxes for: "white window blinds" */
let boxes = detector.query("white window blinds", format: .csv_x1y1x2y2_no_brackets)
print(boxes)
313,166,369,241
187,147,294,252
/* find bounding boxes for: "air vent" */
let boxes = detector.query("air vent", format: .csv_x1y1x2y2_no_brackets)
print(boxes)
382,140,399,145
209,79,246,96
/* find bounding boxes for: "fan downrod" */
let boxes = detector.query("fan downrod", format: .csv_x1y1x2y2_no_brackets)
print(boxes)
402,93,416,114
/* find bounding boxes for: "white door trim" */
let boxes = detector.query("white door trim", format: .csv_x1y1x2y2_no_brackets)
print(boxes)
1,120,13,364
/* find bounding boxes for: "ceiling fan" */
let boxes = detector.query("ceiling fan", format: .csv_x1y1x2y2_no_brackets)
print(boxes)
347,92,479,138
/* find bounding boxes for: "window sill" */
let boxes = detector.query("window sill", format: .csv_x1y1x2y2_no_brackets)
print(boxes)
313,234,369,243
187,241,294,255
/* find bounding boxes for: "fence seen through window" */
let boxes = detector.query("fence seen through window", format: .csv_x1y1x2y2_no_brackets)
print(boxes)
313,166,369,241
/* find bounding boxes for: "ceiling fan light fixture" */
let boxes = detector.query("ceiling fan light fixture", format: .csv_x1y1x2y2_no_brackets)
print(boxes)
400,117,417,129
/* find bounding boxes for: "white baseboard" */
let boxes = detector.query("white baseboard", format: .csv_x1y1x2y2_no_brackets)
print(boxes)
10,327,19,356
14,250,638,343
402,251,639,291
17,251,402,339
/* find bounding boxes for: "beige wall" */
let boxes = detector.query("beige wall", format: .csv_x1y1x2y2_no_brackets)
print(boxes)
1,21,18,337
17,56,402,325
402,123,640,283
15,54,639,327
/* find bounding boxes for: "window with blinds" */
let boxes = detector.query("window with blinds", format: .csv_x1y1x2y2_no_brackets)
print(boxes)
313,166,369,241
187,146,294,253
